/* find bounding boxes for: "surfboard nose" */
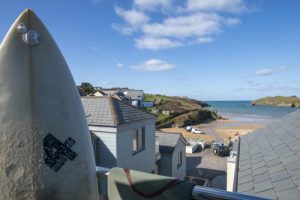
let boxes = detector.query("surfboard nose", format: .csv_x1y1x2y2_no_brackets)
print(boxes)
0,10,99,200
8,9,43,48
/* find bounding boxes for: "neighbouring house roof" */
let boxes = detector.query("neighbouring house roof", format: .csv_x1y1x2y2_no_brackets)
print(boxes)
93,91,106,96
94,87,103,91
111,92,129,102
101,90,129,101
124,90,144,100
101,90,119,96
81,96,156,127
156,131,186,154
237,110,300,199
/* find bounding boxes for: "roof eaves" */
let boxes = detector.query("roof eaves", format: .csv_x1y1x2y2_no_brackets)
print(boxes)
118,99,157,119
88,123,118,128
108,96,119,126
117,116,156,126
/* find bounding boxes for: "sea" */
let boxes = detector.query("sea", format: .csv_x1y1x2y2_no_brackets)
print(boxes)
206,101,299,125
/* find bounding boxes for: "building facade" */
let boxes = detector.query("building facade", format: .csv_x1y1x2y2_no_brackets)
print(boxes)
82,96,156,173
156,131,187,179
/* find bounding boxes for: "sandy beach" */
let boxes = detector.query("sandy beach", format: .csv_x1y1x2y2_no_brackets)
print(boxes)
160,119,265,142
160,127,215,142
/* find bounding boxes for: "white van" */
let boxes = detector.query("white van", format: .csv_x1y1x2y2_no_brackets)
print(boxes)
186,126,193,132
191,128,203,134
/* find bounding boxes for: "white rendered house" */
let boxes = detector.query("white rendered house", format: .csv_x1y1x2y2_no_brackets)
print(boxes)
82,96,157,173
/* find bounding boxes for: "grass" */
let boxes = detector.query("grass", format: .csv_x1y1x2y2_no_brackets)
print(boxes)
253,96,300,107
144,94,170,102
157,113,170,121
145,107,157,111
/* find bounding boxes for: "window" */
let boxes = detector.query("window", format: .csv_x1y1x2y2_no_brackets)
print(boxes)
132,127,145,154
177,151,182,168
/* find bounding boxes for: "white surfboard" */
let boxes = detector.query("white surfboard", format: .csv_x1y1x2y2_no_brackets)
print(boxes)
0,9,99,200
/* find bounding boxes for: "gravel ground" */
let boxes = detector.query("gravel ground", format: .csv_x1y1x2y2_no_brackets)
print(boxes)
186,148,227,190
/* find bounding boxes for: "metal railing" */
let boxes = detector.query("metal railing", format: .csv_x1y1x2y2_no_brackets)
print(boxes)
96,167,271,200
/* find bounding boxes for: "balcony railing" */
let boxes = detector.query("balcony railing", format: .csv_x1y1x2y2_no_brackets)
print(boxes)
96,166,271,200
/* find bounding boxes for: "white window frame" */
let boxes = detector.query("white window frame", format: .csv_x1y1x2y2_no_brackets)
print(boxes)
132,127,145,154
177,151,182,168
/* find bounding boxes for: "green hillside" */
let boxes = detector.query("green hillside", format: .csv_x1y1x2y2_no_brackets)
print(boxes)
144,94,221,128
252,96,300,108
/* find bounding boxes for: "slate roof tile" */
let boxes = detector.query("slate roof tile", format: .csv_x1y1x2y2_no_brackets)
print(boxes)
254,180,273,193
272,178,296,192
238,181,254,192
277,187,300,200
155,131,185,154
256,189,277,200
237,110,300,199
81,96,155,127
270,170,290,183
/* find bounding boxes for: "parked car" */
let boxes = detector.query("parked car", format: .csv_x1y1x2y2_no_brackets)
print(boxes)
213,144,230,157
186,126,193,132
192,128,203,134
212,142,222,149
198,141,208,149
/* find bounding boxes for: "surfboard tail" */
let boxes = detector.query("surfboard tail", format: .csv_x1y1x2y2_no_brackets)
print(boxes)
0,9,99,200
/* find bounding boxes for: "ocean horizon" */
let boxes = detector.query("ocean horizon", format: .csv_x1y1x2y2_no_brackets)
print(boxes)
206,100,299,124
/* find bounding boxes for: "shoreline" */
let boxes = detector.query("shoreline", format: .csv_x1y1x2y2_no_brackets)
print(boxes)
160,115,269,142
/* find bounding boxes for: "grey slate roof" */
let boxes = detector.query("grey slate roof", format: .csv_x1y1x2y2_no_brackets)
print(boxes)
237,110,300,200
81,96,155,127
102,90,119,96
156,131,186,154
124,90,144,99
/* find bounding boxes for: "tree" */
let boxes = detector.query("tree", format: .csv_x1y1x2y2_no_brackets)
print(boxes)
79,82,94,96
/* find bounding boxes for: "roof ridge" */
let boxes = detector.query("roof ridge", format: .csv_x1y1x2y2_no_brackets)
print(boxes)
108,96,119,126
156,131,186,143
117,98,157,118
81,96,107,98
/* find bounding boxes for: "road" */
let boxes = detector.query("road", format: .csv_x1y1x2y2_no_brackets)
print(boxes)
186,148,227,190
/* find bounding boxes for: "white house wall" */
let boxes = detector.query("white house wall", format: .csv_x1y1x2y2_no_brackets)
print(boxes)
116,118,156,173
171,139,186,180
91,127,117,168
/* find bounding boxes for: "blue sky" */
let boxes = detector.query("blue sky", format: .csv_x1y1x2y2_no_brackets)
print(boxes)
0,0,300,100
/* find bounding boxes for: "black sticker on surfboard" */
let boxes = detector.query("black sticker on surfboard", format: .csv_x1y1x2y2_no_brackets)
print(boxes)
43,133,78,172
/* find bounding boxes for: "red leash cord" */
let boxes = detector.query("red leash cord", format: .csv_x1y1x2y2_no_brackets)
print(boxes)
124,169,184,198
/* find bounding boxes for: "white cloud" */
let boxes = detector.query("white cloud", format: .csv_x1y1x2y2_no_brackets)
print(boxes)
113,0,249,50
187,0,246,13
116,63,124,68
234,83,300,93
115,7,149,26
224,18,241,26
135,37,182,50
113,7,149,34
256,66,287,76
134,0,172,10
112,24,135,35
142,13,221,38
197,37,214,44
130,59,175,71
